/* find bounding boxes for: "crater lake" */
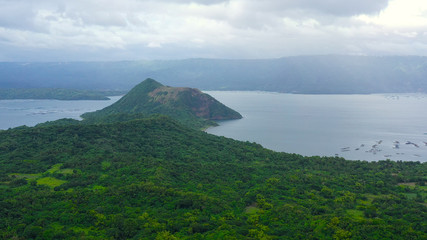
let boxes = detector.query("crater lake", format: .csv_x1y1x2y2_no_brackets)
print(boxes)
0,96,121,129
205,91,427,162
1,93,426,162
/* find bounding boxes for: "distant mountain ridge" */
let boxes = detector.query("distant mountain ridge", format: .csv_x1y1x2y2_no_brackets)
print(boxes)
1,55,427,93
0,88,118,100
81,78,242,128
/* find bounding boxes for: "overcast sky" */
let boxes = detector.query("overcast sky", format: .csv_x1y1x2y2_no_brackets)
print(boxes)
0,0,426,61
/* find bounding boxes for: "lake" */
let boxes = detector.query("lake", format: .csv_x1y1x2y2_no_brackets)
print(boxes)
1,93,426,162
205,91,427,162
0,96,121,129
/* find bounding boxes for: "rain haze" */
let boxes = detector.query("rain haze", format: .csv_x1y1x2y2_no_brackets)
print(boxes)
0,0,427,61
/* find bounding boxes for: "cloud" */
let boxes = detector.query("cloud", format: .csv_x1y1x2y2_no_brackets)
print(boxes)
357,0,427,28
166,0,229,4
266,0,389,16
0,1,38,31
0,0,426,61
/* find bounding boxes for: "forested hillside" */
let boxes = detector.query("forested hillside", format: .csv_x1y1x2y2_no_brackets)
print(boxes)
1,56,427,93
82,78,242,129
0,116,426,239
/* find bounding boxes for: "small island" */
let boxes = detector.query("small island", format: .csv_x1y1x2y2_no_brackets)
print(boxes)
82,78,242,129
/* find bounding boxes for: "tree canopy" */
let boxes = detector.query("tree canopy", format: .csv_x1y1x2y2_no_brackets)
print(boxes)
0,115,426,239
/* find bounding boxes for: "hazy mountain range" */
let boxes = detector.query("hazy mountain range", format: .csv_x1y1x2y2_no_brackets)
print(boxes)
1,55,427,94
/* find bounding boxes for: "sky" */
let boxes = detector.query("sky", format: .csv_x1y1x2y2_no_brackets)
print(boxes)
0,0,427,61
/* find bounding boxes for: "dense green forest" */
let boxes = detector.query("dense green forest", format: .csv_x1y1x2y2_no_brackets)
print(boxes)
0,88,124,100
0,115,426,239
1,56,427,94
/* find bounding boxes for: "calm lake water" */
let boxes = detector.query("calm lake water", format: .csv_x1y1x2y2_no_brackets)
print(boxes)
0,96,121,129
1,93,426,162
205,91,427,162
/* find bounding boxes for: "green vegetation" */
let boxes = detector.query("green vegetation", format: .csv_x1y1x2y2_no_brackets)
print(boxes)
0,115,425,239
46,163,74,175
82,78,242,129
36,177,67,188
0,88,123,100
8,173,41,180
